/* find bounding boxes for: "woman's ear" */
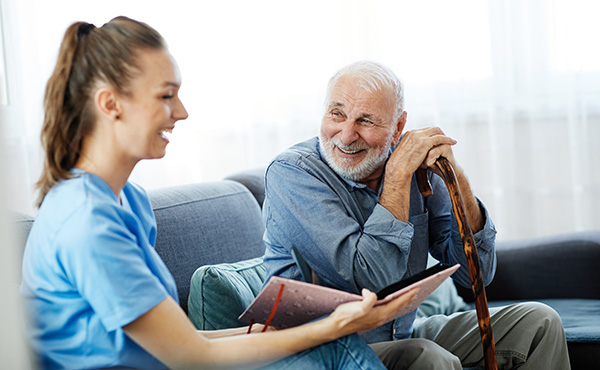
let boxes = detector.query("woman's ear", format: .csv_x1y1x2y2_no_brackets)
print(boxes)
94,87,122,121
392,111,407,145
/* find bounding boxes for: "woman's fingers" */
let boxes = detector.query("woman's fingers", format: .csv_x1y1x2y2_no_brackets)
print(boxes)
332,287,419,335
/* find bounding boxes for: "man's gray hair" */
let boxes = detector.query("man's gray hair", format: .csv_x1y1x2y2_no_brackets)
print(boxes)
324,61,405,121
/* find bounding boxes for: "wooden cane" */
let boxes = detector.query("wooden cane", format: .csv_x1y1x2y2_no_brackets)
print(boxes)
416,158,498,370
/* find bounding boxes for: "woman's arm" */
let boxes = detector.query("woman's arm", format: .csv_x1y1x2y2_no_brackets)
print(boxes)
199,324,272,339
124,289,417,370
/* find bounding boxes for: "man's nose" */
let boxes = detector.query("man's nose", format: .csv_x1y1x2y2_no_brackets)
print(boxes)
338,121,359,144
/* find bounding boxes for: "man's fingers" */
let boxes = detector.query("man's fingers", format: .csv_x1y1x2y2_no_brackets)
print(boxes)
430,134,457,147
424,142,456,168
401,130,456,155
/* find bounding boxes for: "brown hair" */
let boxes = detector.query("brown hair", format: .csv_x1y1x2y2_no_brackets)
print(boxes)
36,16,166,206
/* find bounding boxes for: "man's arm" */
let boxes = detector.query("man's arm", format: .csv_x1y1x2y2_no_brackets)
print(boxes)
426,171,497,287
379,127,457,222
452,165,485,233
263,159,414,294
382,127,495,284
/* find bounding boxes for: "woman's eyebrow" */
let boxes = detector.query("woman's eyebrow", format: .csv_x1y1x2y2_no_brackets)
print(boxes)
163,81,181,88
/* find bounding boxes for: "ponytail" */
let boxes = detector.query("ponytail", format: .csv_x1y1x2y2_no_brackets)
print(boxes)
36,17,166,207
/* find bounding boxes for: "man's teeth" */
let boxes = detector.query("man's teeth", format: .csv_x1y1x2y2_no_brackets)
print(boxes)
160,128,173,140
338,147,361,154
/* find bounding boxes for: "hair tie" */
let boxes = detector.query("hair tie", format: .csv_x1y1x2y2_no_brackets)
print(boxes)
77,23,96,38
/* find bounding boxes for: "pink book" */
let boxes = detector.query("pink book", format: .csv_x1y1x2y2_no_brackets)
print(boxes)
238,263,460,329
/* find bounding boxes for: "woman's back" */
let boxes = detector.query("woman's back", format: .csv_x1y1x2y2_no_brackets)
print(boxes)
21,173,176,370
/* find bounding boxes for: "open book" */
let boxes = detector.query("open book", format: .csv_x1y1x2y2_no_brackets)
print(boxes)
238,257,460,329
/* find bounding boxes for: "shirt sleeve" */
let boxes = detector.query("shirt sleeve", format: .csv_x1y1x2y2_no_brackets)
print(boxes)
426,172,497,287
55,201,169,332
264,159,416,294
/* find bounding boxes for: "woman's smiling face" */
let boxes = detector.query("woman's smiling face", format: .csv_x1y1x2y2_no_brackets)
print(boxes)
115,48,188,164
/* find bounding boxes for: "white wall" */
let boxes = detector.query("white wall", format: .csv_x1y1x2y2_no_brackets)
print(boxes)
3,0,600,240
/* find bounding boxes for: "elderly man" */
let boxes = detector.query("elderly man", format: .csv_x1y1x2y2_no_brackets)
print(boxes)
262,61,570,369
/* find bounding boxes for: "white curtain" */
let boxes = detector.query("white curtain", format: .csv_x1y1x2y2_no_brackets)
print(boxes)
2,0,599,241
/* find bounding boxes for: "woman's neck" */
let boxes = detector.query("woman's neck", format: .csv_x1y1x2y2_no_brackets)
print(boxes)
74,138,137,200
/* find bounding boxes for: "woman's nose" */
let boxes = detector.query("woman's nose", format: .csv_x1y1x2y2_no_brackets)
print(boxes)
174,98,189,121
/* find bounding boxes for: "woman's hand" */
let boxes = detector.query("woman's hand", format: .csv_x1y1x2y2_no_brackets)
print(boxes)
325,288,418,338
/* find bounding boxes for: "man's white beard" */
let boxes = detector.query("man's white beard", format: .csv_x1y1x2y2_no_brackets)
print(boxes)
319,132,393,182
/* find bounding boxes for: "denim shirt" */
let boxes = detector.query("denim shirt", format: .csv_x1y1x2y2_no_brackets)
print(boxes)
262,136,497,342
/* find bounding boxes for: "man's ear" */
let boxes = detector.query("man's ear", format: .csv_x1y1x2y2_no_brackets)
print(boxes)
392,111,407,145
94,86,122,121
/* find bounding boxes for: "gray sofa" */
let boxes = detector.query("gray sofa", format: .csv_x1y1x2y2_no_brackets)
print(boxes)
13,171,600,370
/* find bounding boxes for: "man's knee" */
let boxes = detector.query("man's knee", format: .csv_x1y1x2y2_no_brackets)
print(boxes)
514,302,563,334
370,338,461,370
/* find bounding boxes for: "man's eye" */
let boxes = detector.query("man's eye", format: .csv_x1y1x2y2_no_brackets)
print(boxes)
162,94,174,100
361,119,374,125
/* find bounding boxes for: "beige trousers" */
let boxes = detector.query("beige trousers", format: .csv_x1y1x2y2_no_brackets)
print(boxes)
369,302,571,370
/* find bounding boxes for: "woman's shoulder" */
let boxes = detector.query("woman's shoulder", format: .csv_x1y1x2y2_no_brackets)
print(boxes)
34,175,150,244
40,174,116,215
26,180,156,270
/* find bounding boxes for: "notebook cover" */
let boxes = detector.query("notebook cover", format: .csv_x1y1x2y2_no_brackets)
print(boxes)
238,264,460,329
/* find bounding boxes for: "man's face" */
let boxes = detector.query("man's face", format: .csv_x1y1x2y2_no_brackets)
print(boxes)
319,75,399,183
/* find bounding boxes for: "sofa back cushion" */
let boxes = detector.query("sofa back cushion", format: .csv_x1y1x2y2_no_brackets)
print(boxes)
224,167,266,208
149,181,266,313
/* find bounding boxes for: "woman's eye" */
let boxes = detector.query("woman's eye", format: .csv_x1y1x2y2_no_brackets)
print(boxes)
162,91,175,100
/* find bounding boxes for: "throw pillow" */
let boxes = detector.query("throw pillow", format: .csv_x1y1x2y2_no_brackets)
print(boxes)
416,254,470,318
188,257,267,330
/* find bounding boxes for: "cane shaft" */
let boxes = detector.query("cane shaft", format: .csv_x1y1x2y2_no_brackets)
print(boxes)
416,160,497,370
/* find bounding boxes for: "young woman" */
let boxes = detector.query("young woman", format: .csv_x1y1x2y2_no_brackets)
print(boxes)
20,16,416,370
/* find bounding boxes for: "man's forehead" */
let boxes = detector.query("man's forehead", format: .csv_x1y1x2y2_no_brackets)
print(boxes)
327,85,394,119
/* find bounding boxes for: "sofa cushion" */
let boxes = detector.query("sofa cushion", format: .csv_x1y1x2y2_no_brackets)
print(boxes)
416,255,470,318
490,299,600,343
416,278,470,318
188,257,266,330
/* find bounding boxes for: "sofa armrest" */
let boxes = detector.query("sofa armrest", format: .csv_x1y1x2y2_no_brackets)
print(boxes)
456,231,600,302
